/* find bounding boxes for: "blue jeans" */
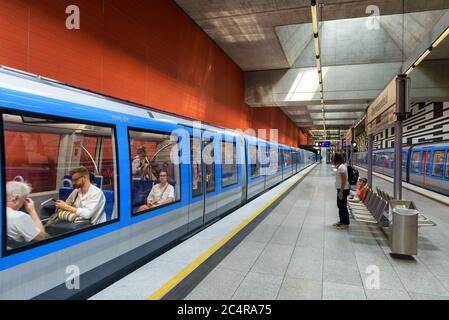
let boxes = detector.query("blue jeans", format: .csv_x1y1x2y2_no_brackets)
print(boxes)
337,189,350,225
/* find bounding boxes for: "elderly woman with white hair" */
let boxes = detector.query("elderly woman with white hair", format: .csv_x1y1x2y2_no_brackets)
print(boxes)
6,181,46,243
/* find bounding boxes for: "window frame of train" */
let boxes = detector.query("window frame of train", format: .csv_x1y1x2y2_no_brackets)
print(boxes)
221,138,239,188
445,150,449,179
248,141,262,181
411,150,421,174
0,109,120,256
431,149,446,178
127,127,182,217
191,133,217,198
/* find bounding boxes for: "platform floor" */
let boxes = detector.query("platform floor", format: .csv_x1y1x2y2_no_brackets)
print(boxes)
185,164,449,300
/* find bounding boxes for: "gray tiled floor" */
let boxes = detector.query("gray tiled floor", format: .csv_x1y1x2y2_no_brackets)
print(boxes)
185,164,449,300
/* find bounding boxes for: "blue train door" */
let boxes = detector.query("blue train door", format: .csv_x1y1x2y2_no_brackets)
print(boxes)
189,131,219,231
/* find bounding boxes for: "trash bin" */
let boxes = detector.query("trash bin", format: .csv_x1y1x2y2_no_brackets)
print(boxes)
389,207,418,255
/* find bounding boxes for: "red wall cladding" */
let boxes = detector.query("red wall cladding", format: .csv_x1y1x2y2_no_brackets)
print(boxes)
0,0,300,146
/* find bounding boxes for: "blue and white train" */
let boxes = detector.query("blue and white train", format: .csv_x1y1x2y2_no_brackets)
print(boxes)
0,67,316,299
354,143,449,196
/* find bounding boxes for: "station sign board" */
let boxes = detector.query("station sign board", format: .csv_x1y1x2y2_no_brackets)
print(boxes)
366,76,397,135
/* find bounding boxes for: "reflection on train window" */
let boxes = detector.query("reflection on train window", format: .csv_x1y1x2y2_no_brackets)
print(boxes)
411,152,420,173
446,152,449,179
250,145,260,178
191,137,202,198
432,151,445,177
423,150,431,175
129,129,180,214
402,151,407,171
204,138,215,193
3,113,118,251
283,150,292,169
221,141,238,187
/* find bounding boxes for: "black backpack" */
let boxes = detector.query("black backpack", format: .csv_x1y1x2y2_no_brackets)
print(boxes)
347,165,359,185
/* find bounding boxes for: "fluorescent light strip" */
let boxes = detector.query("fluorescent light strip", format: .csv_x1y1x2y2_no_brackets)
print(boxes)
415,49,431,67
405,26,449,76
432,26,449,48
311,0,325,135
311,2,318,34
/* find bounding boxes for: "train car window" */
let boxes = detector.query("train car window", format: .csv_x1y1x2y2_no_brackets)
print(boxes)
249,144,260,178
283,150,292,169
432,151,445,177
411,151,420,173
204,138,215,193
446,152,449,179
221,140,238,187
129,129,181,215
191,137,203,198
402,151,407,171
2,113,118,252
423,150,431,175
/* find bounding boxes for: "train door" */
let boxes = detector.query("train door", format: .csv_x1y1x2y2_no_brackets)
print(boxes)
422,149,431,187
188,131,218,231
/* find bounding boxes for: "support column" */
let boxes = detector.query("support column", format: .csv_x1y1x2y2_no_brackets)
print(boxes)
393,75,410,200
367,133,373,188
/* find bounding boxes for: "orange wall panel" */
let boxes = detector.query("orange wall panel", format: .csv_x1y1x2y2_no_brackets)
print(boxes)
0,0,299,147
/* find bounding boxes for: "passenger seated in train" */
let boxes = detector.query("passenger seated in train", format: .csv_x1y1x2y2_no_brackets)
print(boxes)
162,162,173,183
54,166,106,225
348,177,368,203
6,181,46,243
138,170,174,211
143,161,159,181
131,147,149,180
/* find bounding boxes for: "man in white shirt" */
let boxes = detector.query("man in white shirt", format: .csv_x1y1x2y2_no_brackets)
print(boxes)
138,170,175,212
6,181,46,243
55,167,106,225
333,155,351,229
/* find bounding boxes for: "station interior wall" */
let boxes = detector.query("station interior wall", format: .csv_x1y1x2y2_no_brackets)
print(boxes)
0,0,302,147
355,101,449,150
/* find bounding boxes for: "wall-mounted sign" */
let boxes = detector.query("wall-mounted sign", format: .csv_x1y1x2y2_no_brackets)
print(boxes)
322,141,330,147
366,76,397,135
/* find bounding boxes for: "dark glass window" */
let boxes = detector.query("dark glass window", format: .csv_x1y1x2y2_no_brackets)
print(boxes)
432,150,445,177
221,141,238,187
250,144,260,178
129,129,180,215
3,113,118,251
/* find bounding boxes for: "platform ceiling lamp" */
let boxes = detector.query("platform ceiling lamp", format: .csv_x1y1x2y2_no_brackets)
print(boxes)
405,26,449,75
311,0,326,136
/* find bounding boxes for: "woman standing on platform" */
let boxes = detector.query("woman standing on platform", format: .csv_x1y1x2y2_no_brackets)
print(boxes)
333,153,351,230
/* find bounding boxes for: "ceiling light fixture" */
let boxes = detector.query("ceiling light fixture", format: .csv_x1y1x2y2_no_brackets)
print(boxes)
404,26,449,76
311,0,325,136
432,26,449,49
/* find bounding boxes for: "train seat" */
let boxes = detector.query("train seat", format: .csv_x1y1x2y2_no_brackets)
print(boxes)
103,190,114,220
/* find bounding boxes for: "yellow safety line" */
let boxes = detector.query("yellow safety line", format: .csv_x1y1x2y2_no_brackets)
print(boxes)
354,166,449,206
147,164,316,300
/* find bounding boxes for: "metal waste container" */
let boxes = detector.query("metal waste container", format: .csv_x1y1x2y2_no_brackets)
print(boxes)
389,207,418,255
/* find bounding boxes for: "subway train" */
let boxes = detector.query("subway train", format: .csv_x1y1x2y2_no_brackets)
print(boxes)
354,143,449,196
0,67,316,299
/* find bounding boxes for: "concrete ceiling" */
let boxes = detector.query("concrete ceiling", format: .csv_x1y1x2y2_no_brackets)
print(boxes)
175,0,449,139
